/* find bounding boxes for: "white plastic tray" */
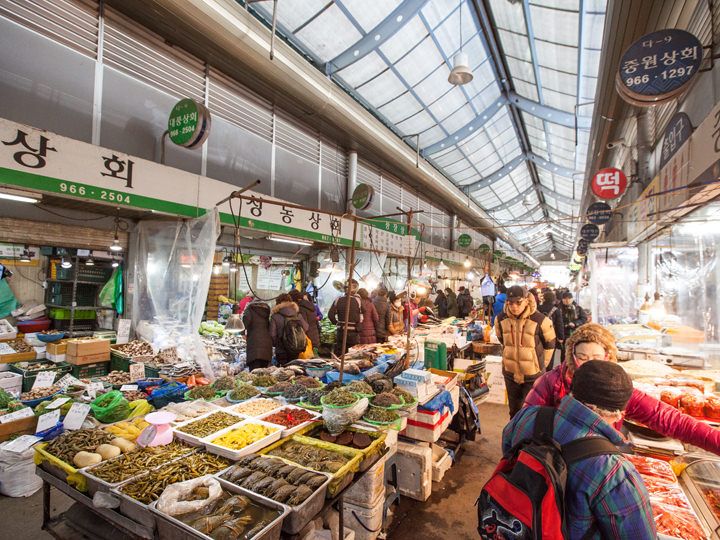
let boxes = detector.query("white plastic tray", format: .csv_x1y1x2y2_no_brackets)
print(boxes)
202,418,283,461
257,404,321,438
172,409,245,447
228,397,286,417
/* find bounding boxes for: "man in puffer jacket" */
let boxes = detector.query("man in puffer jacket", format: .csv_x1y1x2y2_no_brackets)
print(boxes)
524,323,720,454
495,286,556,418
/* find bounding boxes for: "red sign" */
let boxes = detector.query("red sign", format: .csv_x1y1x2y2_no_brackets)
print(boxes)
591,168,628,200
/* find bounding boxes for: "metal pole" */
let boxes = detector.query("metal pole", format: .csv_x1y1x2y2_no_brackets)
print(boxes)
215,179,262,207
405,209,414,369
160,130,169,164
269,0,279,60
338,217,359,384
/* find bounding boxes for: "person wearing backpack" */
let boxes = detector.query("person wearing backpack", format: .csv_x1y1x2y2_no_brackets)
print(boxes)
270,293,309,365
478,361,655,539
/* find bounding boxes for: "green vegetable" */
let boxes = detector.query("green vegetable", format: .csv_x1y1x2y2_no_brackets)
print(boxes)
199,321,225,337
0,389,15,409
322,388,358,407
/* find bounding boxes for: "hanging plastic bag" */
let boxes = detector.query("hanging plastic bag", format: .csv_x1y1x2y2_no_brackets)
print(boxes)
322,397,368,435
91,391,130,424
0,279,18,319
299,337,314,360
156,475,223,517
0,440,42,497
98,268,118,308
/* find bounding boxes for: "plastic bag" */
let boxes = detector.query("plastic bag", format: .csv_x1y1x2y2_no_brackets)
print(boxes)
91,391,130,423
322,397,368,435
0,440,42,497
156,475,223,517
299,337,314,360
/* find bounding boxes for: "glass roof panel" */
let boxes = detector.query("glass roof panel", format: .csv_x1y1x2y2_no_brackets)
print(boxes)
356,69,406,108
257,0,329,34
295,4,363,62
393,37,445,86
379,16,428,64
340,0,401,32
419,126,447,147
377,91,422,123
531,5,578,46
336,52,387,88
534,40,577,73
498,30,532,62
396,110,436,136
488,0,527,34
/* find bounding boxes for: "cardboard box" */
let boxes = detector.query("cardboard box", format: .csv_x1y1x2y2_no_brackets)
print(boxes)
67,351,111,366
66,338,110,358
46,339,69,356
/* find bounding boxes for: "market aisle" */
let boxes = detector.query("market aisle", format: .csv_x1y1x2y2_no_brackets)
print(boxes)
388,402,506,539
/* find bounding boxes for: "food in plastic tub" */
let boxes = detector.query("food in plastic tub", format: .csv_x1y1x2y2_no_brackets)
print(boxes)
345,380,374,396
104,417,151,441
321,388,358,408
266,440,350,473
176,411,243,438
251,374,276,387
226,383,261,403
370,392,402,408
363,406,400,425
185,385,218,401
293,376,323,389
262,407,316,429
651,500,706,540
210,423,278,450
624,454,677,483
161,400,217,423
282,384,309,401
266,381,293,395
231,398,283,417
679,393,705,417
211,376,235,391
706,395,720,420
660,387,683,409
85,440,193,484
21,385,61,402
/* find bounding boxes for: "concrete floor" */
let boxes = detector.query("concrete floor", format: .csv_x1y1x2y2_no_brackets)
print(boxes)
0,402,508,539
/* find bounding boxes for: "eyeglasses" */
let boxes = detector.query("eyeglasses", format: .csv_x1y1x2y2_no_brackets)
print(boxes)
573,354,608,363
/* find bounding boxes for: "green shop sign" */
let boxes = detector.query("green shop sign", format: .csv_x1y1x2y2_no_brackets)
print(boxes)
351,183,374,210
457,233,472,248
168,98,211,149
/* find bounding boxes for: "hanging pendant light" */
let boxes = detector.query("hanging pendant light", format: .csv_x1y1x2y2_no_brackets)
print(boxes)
60,257,72,269
448,1,473,86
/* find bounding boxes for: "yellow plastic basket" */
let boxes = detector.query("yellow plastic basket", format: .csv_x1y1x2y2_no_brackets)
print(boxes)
34,442,87,492
295,422,387,472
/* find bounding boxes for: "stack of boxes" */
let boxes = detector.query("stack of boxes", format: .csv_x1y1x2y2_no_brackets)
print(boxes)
65,338,111,378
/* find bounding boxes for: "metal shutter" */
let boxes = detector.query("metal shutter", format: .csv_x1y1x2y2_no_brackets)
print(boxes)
381,174,402,214
320,137,347,175
103,7,205,101
275,112,320,163
0,0,98,58
208,68,273,141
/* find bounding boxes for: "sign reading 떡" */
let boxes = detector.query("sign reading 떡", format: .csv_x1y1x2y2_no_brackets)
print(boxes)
616,29,703,106
591,168,628,200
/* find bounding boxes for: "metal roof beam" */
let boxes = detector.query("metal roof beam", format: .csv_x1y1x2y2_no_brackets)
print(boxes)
463,151,579,191
541,187,576,206
324,0,431,75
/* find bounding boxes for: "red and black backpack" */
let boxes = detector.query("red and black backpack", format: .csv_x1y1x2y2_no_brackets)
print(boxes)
476,407,619,539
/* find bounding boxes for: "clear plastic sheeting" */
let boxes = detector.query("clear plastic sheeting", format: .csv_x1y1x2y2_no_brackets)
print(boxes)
588,247,638,325
132,210,219,378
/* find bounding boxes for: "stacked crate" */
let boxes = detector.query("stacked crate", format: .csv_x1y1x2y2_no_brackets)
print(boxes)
206,273,229,321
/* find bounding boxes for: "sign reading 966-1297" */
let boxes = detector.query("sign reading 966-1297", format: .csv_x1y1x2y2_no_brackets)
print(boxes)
616,29,702,106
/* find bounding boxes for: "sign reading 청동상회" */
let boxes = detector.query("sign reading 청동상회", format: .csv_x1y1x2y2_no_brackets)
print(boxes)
616,29,703,106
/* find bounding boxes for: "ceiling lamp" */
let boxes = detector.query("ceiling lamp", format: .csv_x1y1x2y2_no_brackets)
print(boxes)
111,259,120,268
437,260,449,271
18,246,31,263
222,255,232,267
448,1,473,85
229,261,238,273
85,258,94,266
60,257,72,269
463,256,472,268
550,251,556,260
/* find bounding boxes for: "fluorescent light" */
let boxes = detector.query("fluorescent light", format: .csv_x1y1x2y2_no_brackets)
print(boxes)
0,192,39,204
60,258,72,269
111,260,120,268
85,258,94,266
109,237,123,252
269,235,313,247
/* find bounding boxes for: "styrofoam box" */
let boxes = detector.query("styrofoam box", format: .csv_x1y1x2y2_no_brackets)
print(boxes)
344,456,386,508
485,358,506,405
47,353,65,364
450,385,460,414
431,443,452,483
393,440,432,502
401,406,451,443
342,489,384,540
0,372,22,396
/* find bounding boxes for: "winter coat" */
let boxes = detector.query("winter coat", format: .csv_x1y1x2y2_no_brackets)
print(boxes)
446,291,459,317
270,301,309,360
457,291,474,317
505,396,656,539
388,304,405,335
242,302,272,367
358,298,379,344
562,301,588,335
434,292,448,318
328,294,362,332
494,293,556,383
491,293,506,325
372,296,390,341
539,301,565,343
525,364,720,455
297,298,320,347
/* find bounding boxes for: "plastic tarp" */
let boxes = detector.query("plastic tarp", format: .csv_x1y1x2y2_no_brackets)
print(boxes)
132,210,219,378
589,247,639,325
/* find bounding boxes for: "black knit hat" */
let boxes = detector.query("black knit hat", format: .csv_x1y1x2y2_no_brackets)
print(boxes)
571,360,633,411
506,285,528,301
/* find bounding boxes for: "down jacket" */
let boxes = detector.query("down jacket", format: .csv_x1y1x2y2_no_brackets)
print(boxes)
494,293,556,383
525,363,720,454
242,302,272,369
297,298,320,347
373,296,390,341
358,298,379,344
446,291,459,317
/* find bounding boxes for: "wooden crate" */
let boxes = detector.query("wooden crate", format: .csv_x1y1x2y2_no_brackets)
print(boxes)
0,351,36,364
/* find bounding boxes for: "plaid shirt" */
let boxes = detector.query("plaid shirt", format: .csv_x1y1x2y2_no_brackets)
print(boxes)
502,396,656,539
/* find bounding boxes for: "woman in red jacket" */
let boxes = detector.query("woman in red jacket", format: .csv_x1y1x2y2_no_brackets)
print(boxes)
524,323,720,454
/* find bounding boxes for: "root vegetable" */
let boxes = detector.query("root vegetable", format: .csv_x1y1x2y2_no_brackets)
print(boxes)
110,437,136,453
74,451,102,468
97,444,121,460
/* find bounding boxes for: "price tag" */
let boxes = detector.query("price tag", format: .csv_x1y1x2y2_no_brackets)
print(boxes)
129,363,145,381
63,403,91,430
0,343,14,355
120,384,138,392
0,407,34,424
3,435,41,453
32,371,57,390
87,381,104,399
36,409,60,433
56,374,84,391
116,319,131,345
46,397,71,410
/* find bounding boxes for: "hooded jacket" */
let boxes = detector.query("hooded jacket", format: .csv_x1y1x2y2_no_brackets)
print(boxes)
242,302,272,367
373,296,390,341
388,303,405,335
270,301,309,358
457,290,474,317
494,293,556,383
525,363,720,454
296,298,320,347
358,297,379,344
446,290,459,317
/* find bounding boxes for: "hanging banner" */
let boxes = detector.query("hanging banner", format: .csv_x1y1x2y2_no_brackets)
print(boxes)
591,168,628,200
580,223,600,241
586,202,612,225
660,112,693,169
616,29,703,106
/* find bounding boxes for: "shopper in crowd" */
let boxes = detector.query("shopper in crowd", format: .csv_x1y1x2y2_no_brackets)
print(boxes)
357,288,379,344
503,361,656,539
491,285,506,325
289,289,320,349
242,300,273,371
561,291,587,338
434,289,448,318
270,293,309,365
372,287,391,342
328,279,363,355
495,285,556,418
457,286,474,318
539,289,564,370
445,287,459,317
387,291,405,335
480,268,495,320
401,291,420,330
236,293,253,315
525,323,720,454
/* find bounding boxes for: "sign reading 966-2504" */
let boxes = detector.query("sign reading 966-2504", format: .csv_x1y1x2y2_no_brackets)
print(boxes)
617,29,702,105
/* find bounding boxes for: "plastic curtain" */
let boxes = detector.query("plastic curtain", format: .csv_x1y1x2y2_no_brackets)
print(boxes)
589,247,639,325
132,210,219,378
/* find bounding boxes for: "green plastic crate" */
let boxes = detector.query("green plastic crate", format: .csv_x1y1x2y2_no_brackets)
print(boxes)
70,361,110,380
110,352,130,372
9,362,71,392
49,308,97,320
